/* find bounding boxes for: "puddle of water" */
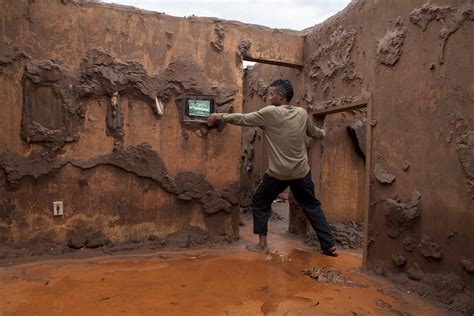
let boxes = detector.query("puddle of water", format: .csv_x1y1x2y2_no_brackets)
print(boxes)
0,248,446,315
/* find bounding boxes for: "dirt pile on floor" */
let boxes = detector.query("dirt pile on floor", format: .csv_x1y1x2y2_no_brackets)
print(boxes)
302,266,367,288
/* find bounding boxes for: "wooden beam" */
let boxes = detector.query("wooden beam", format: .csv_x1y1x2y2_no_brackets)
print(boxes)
310,96,368,117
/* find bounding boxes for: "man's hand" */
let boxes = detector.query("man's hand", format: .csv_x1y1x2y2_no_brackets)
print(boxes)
208,113,218,127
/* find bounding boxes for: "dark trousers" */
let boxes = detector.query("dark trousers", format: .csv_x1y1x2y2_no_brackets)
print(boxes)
250,172,335,250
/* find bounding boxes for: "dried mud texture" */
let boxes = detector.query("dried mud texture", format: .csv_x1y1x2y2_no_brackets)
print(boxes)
418,234,443,260
72,143,176,193
210,22,225,52
461,259,474,274
0,42,30,66
67,220,111,249
236,40,251,67
392,253,407,267
174,172,235,214
383,191,422,239
22,49,236,145
302,266,367,288
308,26,360,85
406,263,425,281
22,61,80,143
306,221,364,250
162,226,210,248
374,164,396,184
240,127,258,207
347,118,367,160
403,237,417,252
310,95,356,112
410,1,474,64
0,150,67,189
447,114,474,199
387,271,473,315
376,17,407,66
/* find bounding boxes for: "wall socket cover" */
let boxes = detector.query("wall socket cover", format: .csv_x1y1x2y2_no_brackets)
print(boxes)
53,201,63,216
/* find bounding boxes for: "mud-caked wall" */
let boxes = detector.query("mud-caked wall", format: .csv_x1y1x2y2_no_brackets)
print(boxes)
302,0,474,295
0,0,303,254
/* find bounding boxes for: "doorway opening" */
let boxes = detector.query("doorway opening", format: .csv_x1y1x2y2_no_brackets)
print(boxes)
239,62,372,266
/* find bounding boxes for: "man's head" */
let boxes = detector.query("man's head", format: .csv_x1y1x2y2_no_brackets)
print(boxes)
269,79,294,105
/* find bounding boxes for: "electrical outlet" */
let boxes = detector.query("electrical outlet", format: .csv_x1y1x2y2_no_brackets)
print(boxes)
53,201,63,216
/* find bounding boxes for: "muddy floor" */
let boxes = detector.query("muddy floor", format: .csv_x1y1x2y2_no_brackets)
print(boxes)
0,202,447,315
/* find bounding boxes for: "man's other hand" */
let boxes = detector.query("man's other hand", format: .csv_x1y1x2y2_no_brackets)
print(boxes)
208,113,218,127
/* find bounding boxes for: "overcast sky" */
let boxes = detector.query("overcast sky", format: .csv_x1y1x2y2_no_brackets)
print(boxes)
101,0,351,31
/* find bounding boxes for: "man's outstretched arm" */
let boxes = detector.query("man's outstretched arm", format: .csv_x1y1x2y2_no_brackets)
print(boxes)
208,107,271,127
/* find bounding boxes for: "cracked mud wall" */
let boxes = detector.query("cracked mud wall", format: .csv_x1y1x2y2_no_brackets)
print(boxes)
0,0,303,252
303,0,474,290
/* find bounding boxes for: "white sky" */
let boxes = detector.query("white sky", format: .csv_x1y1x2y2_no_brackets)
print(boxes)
101,0,351,31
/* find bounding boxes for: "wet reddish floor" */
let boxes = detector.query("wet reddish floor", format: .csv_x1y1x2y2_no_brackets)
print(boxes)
0,204,447,315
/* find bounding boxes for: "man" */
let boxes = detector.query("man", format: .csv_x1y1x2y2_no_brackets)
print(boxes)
208,79,337,256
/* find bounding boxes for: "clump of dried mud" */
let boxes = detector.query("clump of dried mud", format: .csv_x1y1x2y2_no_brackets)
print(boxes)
302,266,367,288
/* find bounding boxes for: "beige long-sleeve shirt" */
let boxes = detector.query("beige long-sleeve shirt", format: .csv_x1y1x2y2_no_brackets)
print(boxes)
215,105,326,180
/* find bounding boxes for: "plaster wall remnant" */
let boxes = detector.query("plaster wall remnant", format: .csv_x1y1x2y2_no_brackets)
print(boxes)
308,26,358,85
418,234,443,260
376,17,407,66
384,191,422,239
410,1,474,64
0,42,30,66
374,164,396,184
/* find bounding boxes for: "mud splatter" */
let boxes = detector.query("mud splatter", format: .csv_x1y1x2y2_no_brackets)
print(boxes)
306,221,364,250
383,191,422,239
418,234,443,260
410,1,474,64
376,17,407,66
347,118,367,160
374,164,396,184
308,26,359,85
210,22,225,52
0,42,30,66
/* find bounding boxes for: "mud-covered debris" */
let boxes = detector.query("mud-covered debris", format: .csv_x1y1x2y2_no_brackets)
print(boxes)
402,237,417,252
392,253,407,267
418,234,443,260
374,164,396,184
376,17,407,66
461,259,474,274
302,266,366,287
407,263,424,281
384,191,422,239
402,160,410,171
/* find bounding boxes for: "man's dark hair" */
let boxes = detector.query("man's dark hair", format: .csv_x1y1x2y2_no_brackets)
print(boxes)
270,79,294,102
